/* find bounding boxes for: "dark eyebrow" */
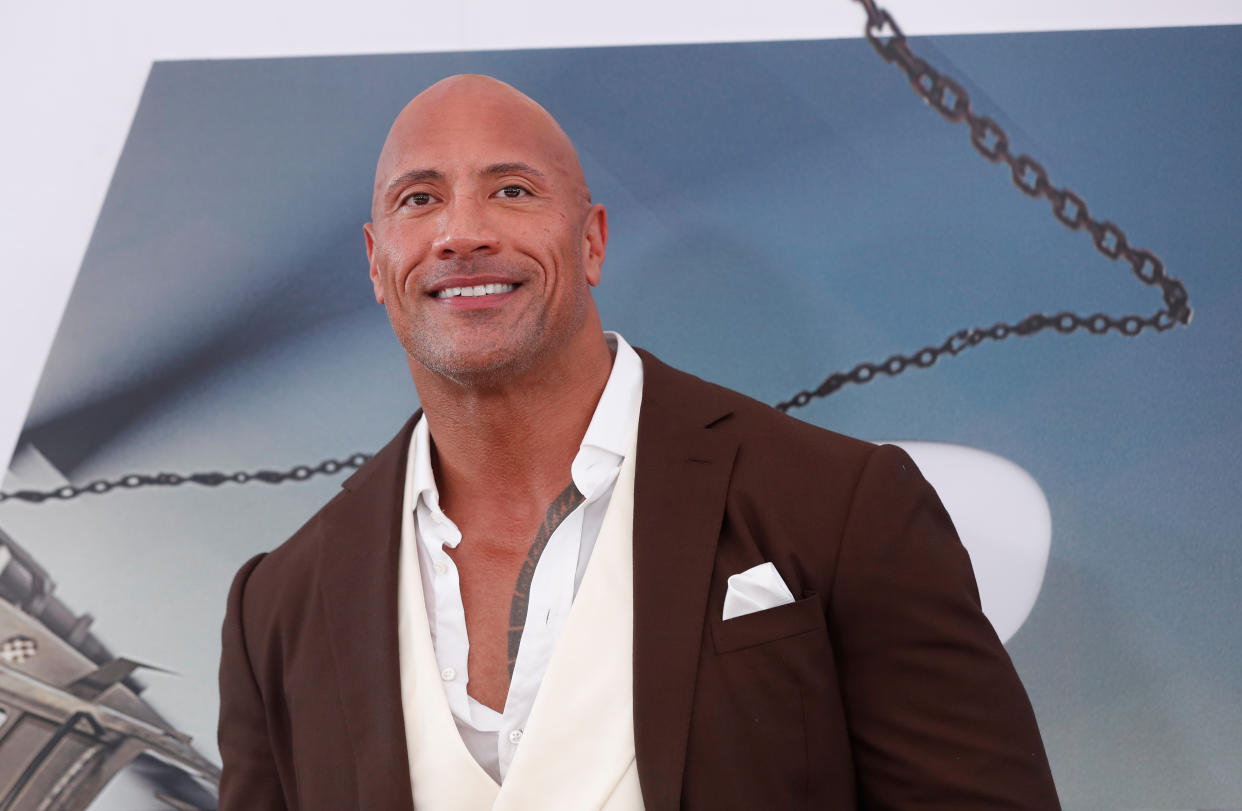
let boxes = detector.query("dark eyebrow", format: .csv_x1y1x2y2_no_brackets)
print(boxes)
482,162,544,178
385,168,443,196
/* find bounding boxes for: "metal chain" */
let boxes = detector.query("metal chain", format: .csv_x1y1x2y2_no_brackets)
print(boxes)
775,0,1192,411
0,0,1192,504
0,455,371,505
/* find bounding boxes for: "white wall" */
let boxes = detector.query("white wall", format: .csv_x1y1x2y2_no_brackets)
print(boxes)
2,0,1240,469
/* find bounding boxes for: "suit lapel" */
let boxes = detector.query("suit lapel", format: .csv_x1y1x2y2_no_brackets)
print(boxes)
632,352,738,811
317,413,420,811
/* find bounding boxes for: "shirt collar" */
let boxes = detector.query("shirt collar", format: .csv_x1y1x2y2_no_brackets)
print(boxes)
410,414,443,517
578,331,643,460
571,331,643,502
409,330,644,521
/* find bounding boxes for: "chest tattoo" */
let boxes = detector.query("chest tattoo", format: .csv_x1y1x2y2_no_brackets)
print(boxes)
507,482,584,676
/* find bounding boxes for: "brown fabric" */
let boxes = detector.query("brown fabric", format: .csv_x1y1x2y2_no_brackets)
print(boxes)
219,349,1061,810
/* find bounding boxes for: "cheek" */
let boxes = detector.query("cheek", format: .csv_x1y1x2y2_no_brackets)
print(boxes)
375,234,427,296
546,222,586,273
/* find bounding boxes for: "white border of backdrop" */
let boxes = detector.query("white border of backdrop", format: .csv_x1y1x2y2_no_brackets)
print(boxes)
3,0,1242,470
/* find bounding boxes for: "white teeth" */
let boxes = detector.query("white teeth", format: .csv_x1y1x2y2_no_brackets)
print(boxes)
435,283,516,299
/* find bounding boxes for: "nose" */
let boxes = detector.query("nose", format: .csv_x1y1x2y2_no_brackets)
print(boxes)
433,197,499,260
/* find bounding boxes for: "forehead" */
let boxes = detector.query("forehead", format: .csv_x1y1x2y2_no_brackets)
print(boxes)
376,88,577,184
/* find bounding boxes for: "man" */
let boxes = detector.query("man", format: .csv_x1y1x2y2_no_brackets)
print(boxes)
218,75,1060,809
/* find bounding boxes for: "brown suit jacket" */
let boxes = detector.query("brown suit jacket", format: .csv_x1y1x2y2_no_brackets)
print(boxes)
218,349,1060,810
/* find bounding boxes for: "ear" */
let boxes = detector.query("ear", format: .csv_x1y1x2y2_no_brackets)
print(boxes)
363,222,384,303
582,204,608,287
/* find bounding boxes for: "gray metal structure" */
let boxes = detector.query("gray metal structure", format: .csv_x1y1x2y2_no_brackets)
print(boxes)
0,528,218,810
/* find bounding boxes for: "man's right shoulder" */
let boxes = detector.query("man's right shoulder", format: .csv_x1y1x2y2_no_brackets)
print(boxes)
224,485,356,641
240,488,349,586
226,412,420,622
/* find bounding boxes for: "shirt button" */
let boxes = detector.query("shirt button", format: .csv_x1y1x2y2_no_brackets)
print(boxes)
433,561,447,576
508,729,523,745
440,667,456,681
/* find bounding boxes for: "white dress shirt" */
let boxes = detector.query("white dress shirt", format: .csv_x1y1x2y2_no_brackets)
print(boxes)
404,332,644,783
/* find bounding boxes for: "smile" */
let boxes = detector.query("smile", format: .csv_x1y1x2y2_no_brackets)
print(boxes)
434,283,517,299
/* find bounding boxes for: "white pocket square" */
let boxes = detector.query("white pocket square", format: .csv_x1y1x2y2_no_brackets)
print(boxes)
722,562,795,620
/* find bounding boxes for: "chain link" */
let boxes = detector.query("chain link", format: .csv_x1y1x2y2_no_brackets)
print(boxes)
0,0,1192,504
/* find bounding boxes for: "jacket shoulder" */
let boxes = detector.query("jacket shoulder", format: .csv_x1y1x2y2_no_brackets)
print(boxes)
227,413,418,634
224,486,352,661
636,347,880,471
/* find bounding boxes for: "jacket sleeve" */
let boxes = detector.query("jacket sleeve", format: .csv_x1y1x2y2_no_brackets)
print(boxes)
218,552,289,810
828,443,1061,809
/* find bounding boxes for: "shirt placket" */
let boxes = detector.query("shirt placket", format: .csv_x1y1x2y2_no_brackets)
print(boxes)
417,505,477,722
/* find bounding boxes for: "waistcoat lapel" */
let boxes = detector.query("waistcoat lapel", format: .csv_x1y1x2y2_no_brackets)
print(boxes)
631,351,738,811
317,414,419,811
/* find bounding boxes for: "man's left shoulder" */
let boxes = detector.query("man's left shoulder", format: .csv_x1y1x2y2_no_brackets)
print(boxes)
635,347,880,474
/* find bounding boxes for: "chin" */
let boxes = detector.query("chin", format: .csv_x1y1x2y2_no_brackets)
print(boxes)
397,307,584,387
411,336,543,387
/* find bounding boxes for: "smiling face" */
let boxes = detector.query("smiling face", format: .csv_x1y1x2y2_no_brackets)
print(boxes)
364,75,607,388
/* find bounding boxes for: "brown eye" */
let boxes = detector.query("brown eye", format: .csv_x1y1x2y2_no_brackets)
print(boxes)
497,185,529,199
404,192,432,207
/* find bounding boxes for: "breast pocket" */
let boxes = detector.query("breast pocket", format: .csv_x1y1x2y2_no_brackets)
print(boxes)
710,593,824,654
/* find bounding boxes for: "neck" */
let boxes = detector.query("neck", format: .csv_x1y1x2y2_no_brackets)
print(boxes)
411,328,614,508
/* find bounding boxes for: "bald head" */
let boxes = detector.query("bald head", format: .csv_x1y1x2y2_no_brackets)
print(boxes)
372,75,590,218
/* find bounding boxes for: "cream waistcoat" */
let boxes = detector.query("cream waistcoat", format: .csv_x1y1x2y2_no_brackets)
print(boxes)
396,413,645,810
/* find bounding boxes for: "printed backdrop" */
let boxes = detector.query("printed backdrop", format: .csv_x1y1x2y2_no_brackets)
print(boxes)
2,25,1240,809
